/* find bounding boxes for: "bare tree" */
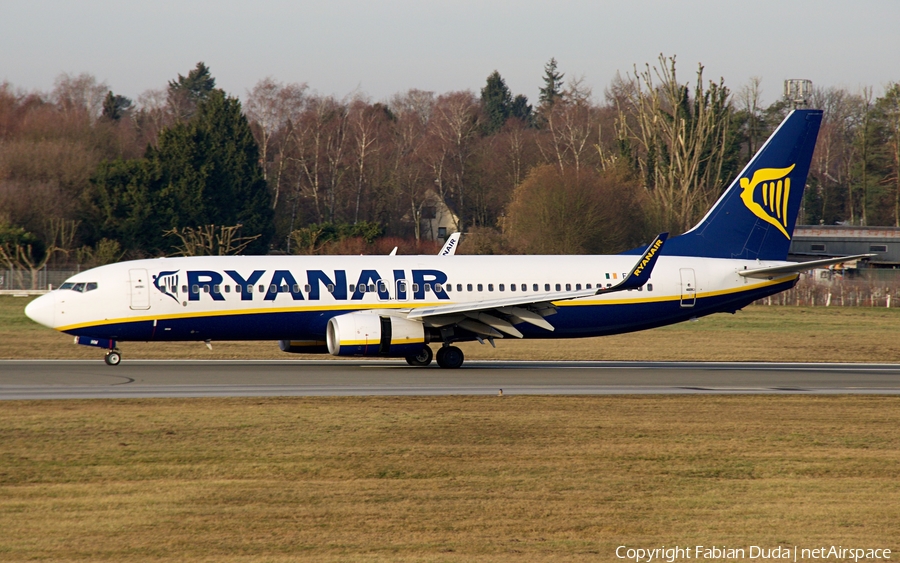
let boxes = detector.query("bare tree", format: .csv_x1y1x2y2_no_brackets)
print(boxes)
52,73,108,122
614,54,733,234
427,91,481,231
245,78,308,210
538,76,598,175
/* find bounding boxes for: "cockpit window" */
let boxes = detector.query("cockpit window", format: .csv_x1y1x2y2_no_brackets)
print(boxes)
59,282,98,292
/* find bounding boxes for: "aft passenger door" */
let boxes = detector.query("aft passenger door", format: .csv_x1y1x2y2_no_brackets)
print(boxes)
679,268,696,308
129,269,151,310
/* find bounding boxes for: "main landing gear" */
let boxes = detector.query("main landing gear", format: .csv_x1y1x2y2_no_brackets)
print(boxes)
436,346,464,369
405,344,464,369
104,350,122,366
405,346,433,367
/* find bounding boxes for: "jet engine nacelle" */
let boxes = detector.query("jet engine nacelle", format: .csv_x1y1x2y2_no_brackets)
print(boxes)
326,312,427,357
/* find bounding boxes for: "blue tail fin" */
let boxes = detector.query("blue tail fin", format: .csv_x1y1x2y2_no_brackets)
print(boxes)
657,109,823,260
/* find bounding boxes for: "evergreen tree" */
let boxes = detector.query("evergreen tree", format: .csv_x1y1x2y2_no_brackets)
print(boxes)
510,94,532,123
148,89,273,253
168,62,217,120
481,71,513,134
101,91,133,121
84,90,274,255
538,58,564,108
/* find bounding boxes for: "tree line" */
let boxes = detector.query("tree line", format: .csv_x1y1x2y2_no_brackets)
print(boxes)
1,56,899,273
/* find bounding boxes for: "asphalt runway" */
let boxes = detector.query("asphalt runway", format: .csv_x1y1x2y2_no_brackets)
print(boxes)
2,360,900,399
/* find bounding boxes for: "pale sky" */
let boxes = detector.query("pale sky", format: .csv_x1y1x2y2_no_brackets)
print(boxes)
2,0,898,107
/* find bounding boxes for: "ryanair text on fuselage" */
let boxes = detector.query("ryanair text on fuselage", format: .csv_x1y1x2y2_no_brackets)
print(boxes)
154,269,451,303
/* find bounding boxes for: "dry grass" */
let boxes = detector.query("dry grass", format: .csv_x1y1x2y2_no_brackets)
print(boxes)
1,396,898,561
4,295,900,362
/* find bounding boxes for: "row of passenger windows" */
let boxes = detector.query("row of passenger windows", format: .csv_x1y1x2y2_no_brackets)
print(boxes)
58,282,98,293
178,280,655,295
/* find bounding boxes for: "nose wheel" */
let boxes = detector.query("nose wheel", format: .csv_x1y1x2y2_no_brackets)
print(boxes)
104,350,122,366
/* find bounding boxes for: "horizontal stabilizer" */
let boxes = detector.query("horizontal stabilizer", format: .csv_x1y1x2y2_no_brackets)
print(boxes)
738,254,875,279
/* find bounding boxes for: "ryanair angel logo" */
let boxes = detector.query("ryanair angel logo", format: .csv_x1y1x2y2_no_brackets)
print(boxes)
152,270,180,302
739,164,796,239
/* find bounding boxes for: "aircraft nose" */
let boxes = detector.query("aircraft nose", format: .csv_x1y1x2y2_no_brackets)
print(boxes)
25,293,56,328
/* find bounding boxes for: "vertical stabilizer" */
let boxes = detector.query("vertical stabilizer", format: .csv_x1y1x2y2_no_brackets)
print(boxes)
658,109,823,260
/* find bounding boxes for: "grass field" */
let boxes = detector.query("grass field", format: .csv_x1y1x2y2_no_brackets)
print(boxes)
1,396,898,562
4,295,900,362
4,297,900,561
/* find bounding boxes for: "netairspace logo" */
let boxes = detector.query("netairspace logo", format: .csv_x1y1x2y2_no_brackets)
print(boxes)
616,544,892,562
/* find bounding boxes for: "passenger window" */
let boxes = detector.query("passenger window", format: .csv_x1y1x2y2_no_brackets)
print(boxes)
85,282,98,292
293,284,301,293
533,284,538,291
412,283,419,292
368,284,375,292
545,284,550,291
499,284,505,291
182,285,188,293
605,273,610,279
586,284,592,289
378,282,387,293
457,284,463,292
327,284,334,293
477,284,483,291
398,281,406,292
510,284,516,292
566,283,571,291
213,284,221,294
575,284,581,290
522,284,527,291
270,284,277,293
192,285,199,293
236,285,242,293
224,285,231,293
425,283,432,292
60,282,75,290
306,284,312,293
435,283,443,292
467,284,473,292
258,285,265,293
647,283,653,292
488,284,494,291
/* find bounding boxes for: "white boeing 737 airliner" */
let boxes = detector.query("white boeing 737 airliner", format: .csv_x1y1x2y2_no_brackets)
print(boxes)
25,109,869,368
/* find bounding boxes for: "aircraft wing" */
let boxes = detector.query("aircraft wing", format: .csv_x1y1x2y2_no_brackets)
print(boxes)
405,233,667,338
738,254,875,279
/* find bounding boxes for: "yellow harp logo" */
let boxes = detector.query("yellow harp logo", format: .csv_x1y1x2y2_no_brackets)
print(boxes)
739,164,796,239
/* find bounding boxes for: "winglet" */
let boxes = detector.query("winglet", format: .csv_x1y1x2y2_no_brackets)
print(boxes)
600,233,667,293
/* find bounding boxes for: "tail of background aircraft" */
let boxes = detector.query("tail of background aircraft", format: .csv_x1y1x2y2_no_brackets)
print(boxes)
652,109,823,260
